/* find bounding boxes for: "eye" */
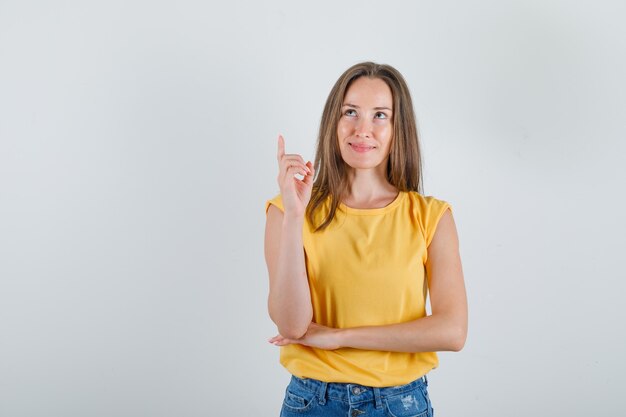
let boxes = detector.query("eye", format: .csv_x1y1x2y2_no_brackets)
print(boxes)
374,112,388,119
344,109,357,117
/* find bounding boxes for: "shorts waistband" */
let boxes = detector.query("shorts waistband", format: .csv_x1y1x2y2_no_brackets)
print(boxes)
289,374,428,407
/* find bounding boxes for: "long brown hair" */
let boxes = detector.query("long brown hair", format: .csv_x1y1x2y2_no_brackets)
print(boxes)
306,61,423,231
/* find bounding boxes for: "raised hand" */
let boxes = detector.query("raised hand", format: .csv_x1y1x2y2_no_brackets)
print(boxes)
276,134,315,218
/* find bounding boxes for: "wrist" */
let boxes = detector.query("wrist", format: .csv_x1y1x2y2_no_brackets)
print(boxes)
282,212,305,226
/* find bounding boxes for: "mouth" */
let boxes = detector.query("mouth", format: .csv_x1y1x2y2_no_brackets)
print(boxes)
348,142,376,153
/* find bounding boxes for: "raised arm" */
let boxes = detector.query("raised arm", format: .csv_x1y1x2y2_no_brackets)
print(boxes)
264,135,315,339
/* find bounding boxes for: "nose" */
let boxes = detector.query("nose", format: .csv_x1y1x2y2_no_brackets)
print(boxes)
354,117,372,138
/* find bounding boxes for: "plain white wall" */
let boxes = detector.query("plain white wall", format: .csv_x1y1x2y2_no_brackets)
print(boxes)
1,1,625,416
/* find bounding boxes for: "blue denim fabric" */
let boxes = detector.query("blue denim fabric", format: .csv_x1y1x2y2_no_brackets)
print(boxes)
280,374,434,417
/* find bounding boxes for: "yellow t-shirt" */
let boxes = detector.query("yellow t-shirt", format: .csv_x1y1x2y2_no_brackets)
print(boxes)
264,190,452,387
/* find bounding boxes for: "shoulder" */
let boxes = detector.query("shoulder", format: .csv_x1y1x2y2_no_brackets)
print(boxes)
264,193,284,214
405,191,453,246
405,191,452,212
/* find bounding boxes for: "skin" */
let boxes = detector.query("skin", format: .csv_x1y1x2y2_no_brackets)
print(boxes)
265,76,468,352
264,135,315,339
336,77,398,205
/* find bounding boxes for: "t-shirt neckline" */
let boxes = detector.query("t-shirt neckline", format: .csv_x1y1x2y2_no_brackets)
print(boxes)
338,191,405,216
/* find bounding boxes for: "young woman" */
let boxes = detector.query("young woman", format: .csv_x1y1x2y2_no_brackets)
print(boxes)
264,62,468,417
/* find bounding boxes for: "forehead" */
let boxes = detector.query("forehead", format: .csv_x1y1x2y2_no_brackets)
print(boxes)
343,77,393,108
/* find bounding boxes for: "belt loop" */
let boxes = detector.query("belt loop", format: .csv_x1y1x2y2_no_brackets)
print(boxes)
423,374,428,387
317,381,327,405
373,387,383,409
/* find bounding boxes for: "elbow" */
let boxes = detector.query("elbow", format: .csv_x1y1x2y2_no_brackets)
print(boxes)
449,325,467,352
268,305,312,340
274,313,311,339
278,326,309,340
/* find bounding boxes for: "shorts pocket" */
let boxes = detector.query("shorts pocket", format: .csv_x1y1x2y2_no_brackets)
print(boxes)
384,386,430,417
281,383,318,414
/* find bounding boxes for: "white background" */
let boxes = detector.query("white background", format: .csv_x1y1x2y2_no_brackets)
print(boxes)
1,1,625,416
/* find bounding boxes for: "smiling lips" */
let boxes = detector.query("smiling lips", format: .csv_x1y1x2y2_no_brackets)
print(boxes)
349,142,376,153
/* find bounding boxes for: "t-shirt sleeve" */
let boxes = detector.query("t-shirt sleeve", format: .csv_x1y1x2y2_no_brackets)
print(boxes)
265,193,284,215
421,196,453,247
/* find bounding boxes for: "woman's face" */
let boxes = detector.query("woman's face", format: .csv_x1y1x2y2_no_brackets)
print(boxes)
337,76,393,171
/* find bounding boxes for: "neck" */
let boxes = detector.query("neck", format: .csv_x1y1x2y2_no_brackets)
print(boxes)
344,165,398,202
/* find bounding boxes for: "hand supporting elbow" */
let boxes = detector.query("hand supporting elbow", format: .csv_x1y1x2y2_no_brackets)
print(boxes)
268,301,313,340
277,324,310,340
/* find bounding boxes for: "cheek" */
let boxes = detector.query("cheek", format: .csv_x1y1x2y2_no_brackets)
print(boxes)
337,123,346,139
375,124,392,142
337,121,349,138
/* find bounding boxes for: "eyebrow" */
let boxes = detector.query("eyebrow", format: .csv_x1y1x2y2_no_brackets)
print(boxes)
342,103,392,111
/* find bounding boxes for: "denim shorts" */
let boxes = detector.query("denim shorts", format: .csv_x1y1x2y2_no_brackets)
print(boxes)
280,374,434,417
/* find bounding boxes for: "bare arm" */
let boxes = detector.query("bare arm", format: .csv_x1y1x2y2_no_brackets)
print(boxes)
264,135,315,339
265,205,313,339
269,209,468,352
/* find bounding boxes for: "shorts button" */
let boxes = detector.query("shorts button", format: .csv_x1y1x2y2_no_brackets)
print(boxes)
352,386,361,394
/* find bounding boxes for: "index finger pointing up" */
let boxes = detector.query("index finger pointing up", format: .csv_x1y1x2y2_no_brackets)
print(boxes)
277,134,285,161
